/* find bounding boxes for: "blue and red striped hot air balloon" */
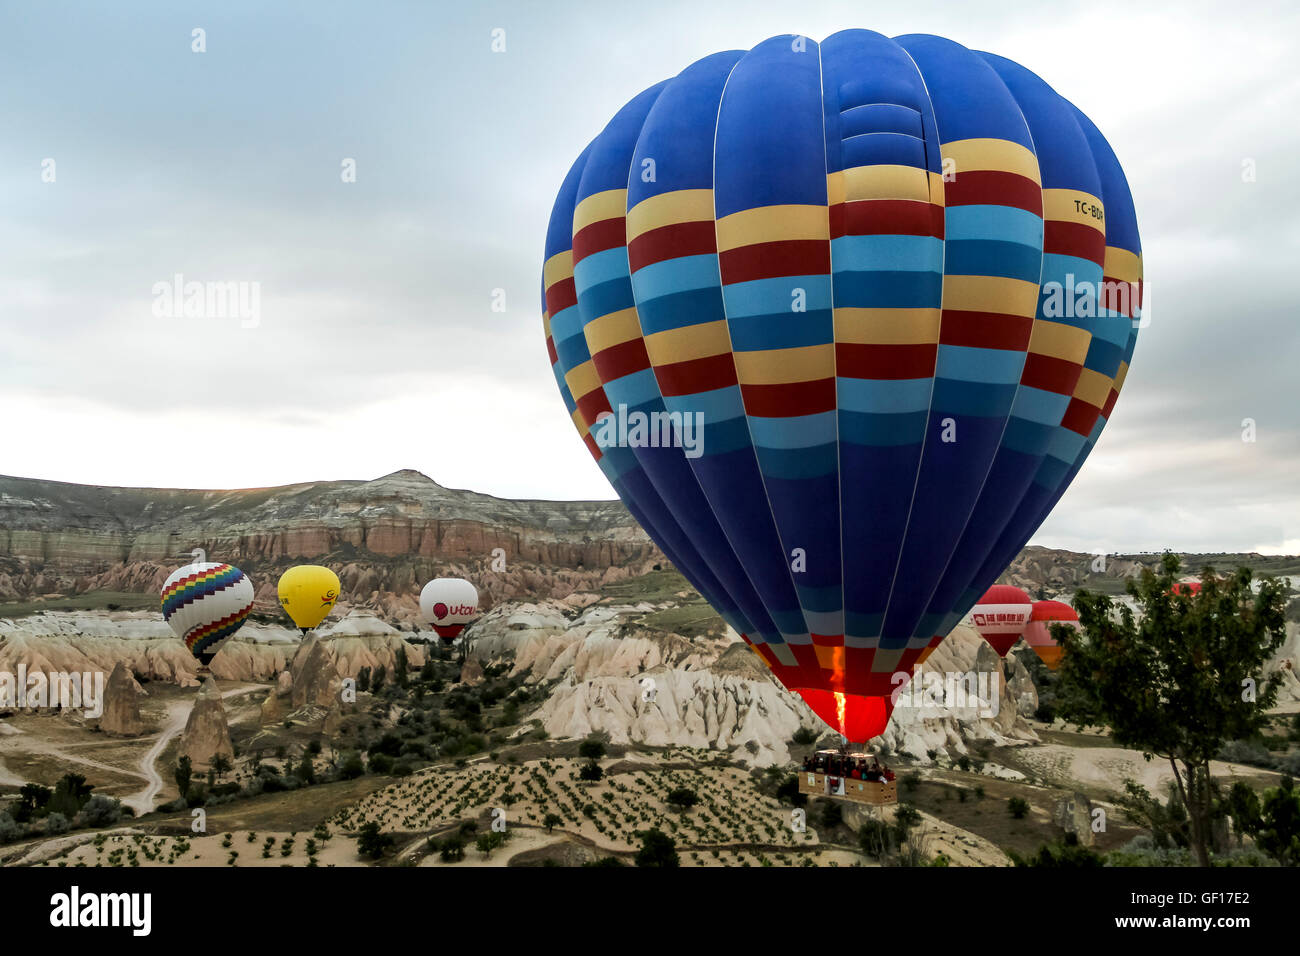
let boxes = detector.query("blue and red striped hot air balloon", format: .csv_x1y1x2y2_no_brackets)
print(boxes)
542,31,1142,742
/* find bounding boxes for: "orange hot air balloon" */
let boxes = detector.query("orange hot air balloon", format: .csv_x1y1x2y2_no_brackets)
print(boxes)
1022,600,1078,670
971,585,1032,657
1170,581,1202,597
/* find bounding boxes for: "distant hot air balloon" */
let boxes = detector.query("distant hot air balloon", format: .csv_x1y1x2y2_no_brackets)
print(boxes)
277,565,340,633
1170,581,1202,597
1022,600,1078,670
419,578,479,644
971,585,1033,657
542,30,1142,741
161,549,254,666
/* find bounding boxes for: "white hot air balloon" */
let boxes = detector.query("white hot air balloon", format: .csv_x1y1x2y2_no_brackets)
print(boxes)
419,577,479,644
161,549,255,665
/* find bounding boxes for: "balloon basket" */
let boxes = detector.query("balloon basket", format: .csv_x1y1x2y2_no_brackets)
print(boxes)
797,749,897,806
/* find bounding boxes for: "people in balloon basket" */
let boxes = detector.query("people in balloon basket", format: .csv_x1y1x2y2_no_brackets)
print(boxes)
803,751,894,784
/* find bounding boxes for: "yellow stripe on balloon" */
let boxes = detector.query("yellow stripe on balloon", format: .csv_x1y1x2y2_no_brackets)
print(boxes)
941,275,1040,316
1026,320,1091,364
714,204,829,253
1103,246,1143,283
1043,188,1106,232
583,307,643,354
834,308,942,345
644,319,732,365
1113,358,1131,393
1073,366,1113,407
827,165,933,204
572,189,627,235
543,249,574,290
570,407,591,438
942,138,1042,183
564,360,603,404
626,189,714,241
732,344,835,385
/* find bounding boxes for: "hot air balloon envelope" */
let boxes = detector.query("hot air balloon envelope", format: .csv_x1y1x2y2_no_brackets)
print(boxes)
161,560,254,664
420,578,479,644
543,29,1142,741
1023,599,1078,670
278,565,341,632
971,585,1032,657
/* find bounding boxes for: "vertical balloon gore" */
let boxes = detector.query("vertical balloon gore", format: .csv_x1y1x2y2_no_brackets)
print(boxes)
794,688,891,743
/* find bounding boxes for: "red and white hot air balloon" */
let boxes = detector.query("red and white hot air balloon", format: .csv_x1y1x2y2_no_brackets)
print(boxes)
1022,600,1079,670
1170,581,1202,597
970,585,1032,657
419,578,479,644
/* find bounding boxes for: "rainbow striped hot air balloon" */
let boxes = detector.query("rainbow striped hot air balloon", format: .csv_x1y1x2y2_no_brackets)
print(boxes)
161,551,255,665
542,30,1142,742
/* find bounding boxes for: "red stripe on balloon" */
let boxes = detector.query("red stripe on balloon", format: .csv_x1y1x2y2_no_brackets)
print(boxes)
835,342,937,380
1060,396,1102,436
1020,351,1082,395
628,220,716,272
944,170,1043,216
545,277,577,316
719,239,829,285
740,378,836,417
572,217,627,263
938,310,1034,350
1044,220,1105,266
592,337,651,383
653,351,737,396
831,200,944,239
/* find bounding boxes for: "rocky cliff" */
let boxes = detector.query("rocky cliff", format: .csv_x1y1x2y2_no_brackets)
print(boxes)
0,470,658,619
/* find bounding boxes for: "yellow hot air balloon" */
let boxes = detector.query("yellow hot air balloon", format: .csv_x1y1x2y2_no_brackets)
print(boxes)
277,565,341,633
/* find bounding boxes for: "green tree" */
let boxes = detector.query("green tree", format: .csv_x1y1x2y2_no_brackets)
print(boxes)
634,828,679,868
543,813,563,834
210,754,232,782
667,787,699,813
1256,776,1300,866
173,757,193,802
1050,554,1287,867
394,644,410,688
578,737,606,761
1007,797,1030,820
356,822,394,860
48,773,94,818
296,753,316,785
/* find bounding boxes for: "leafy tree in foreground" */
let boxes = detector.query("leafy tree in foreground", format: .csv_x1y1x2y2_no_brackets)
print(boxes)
1051,553,1287,866
635,828,679,868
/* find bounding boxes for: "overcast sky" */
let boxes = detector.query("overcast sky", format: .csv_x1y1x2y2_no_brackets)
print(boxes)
1,0,1296,555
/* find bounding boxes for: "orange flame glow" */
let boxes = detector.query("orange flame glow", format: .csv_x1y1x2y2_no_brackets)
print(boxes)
834,691,847,735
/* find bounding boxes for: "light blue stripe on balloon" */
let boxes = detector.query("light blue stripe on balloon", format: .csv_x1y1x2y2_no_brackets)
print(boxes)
1044,426,1087,464
944,204,1044,246
572,246,630,293
631,254,719,300
1010,385,1071,425
602,367,662,408
549,303,584,344
837,376,933,414
663,384,746,423
748,410,836,448
830,235,943,272
935,344,1026,384
722,275,832,318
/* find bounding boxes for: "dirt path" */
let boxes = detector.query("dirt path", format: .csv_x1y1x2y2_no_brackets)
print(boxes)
123,683,265,817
